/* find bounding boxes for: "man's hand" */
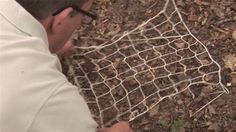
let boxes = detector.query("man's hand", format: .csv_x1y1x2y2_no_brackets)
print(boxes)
56,38,75,57
99,122,133,132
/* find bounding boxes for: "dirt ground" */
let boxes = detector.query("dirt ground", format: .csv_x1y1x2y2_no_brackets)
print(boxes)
62,0,236,131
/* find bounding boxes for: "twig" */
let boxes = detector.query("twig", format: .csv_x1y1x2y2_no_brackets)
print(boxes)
210,25,229,34
191,92,225,117
214,16,236,26
146,1,159,11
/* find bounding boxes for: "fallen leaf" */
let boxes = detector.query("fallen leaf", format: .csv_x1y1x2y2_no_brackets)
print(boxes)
206,121,212,126
175,42,186,49
210,4,225,18
208,105,216,114
148,105,159,117
188,7,198,21
207,123,220,131
194,0,202,6
176,0,186,7
232,30,236,42
177,99,183,105
138,0,146,6
106,24,121,36
223,54,236,71
194,0,209,6
230,73,236,86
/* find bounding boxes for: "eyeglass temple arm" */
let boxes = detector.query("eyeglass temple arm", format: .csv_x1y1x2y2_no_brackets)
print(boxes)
71,5,97,20
52,5,97,20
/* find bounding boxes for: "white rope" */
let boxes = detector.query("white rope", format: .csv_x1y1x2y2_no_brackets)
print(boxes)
65,0,228,127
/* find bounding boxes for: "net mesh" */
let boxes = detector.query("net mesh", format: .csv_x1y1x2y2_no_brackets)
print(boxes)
64,0,229,127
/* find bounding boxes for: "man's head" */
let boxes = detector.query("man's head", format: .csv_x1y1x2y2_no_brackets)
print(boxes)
16,0,95,53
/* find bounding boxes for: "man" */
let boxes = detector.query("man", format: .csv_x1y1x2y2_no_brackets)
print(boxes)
0,0,133,132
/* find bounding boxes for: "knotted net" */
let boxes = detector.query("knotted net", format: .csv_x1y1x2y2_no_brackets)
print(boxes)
64,0,229,127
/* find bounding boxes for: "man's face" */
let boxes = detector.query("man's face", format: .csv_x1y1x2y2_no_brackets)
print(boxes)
48,0,94,54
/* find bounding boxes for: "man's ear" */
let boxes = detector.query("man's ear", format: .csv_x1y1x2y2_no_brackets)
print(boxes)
51,7,73,33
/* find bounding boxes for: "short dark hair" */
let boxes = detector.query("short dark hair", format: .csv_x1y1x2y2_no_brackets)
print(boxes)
16,0,86,20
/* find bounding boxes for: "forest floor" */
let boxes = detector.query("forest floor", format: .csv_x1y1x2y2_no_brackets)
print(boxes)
63,0,236,131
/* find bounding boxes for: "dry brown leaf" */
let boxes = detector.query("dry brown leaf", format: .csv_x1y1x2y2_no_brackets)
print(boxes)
207,123,220,131
175,42,186,49
194,0,209,6
206,121,212,126
148,105,159,117
138,0,146,6
208,105,216,114
189,110,193,117
230,73,236,86
176,0,186,7
188,7,198,21
223,54,236,71
232,30,236,42
106,24,121,36
210,4,225,18
194,0,202,5
177,99,183,105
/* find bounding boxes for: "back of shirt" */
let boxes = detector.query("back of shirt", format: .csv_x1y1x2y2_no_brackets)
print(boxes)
0,1,97,132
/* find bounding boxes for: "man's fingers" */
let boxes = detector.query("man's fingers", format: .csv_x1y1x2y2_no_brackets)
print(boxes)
98,121,133,132
111,121,130,129
98,128,109,132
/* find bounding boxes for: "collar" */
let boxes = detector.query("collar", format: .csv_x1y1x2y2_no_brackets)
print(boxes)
0,0,48,45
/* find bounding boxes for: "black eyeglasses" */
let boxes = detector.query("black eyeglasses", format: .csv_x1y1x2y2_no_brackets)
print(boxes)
52,5,97,20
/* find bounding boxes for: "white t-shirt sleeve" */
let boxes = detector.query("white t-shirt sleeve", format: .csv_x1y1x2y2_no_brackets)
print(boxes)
28,82,98,132
0,15,97,131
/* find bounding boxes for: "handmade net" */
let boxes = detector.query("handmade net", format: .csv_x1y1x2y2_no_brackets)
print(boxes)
64,0,229,127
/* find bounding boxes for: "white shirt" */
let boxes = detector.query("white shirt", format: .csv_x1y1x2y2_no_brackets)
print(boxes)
0,1,97,132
